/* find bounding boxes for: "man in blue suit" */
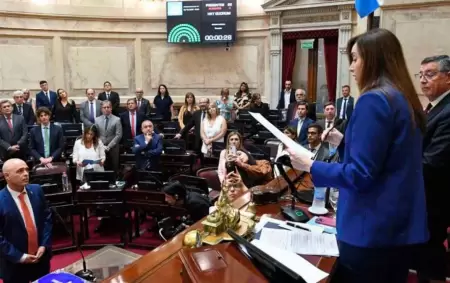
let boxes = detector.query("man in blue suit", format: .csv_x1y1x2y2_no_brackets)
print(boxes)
29,107,64,165
132,120,163,170
35,80,57,109
0,158,52,283
288,101,313,145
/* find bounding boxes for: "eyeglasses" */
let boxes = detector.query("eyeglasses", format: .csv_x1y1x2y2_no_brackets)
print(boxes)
415,71,444,80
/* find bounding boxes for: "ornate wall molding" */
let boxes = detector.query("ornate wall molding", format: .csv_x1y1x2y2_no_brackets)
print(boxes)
282,14,340,25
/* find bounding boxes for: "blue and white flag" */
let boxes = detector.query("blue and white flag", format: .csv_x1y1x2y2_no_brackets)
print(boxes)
355,0,382,18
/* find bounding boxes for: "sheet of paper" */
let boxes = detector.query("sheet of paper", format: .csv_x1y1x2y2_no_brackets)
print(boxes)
251,239,329,283
254,214,285,234
279,221,324,234
260,228,339,257
324,128,343,147
249,112,313,172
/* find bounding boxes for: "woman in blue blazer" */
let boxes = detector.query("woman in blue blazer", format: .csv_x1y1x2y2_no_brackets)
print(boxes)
289,29,429,282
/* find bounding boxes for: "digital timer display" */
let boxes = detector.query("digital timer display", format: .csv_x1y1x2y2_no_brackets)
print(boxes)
166,0,237,44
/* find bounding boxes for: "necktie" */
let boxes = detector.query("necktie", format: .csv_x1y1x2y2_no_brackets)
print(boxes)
310,148,316,153
138,100,141,108
44,126,50,157
201,111,206,121
131,112,136,138
104,116,109,131
106,93,110,100
46,92,50,102
424,103,432,114
7,117,12,132
341,99,347,119
297,119,304,136
18,192,38,255
18,105,23,115
327,120,332,128
89,102,95,123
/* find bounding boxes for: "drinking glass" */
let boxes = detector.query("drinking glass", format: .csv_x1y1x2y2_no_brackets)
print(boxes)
329,187,339,217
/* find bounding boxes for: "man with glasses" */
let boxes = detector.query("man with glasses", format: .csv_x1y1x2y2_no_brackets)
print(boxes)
12,90,35,125
305,124,329,161
135,88,152,118
415,55,450,283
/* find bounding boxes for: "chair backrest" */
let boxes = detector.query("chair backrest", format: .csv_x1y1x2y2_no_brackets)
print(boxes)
168,174,209,195
163,139,186,154
160,121,180,133
264,138,282,160
212,142,225,158
245,144,271,160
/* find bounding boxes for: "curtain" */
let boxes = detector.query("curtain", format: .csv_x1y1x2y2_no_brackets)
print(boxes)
281,39,297,89
324,36,338,102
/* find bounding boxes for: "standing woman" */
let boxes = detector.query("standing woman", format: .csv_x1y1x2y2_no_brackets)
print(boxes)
288,28,428,282
216,88,238,122
234,82,252,110
52,88,79,123
153,84,174,121
200,103,227,156
178,92,199,129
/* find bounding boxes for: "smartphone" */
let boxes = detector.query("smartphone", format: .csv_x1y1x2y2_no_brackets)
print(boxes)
315,216,336,227
230,145,237,155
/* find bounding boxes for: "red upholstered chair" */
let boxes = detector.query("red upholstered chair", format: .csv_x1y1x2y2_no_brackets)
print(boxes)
196,167,221,201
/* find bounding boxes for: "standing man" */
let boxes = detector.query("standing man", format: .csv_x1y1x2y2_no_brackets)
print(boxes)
95,101,122,173
276,80,296,110
0,100,28,161
286,89,317,122
98,81,121,116
135,88,152,118
336,85,354,120
35,80,57,109
288,101,313,145
132,120,163,171
80,88,102,129
120,98,146,144
12,90,35,125
417,55,450,283
174,98,209,154
0,158,53,283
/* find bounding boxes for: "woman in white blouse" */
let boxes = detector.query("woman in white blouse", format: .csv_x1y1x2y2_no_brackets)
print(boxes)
274,126,297,177
200,103,227,155
72,125,106,181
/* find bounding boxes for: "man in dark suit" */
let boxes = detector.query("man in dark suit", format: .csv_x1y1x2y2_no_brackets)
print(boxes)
288,102,313,145
135,88,152,118
120,98,146,143
0,100,28,161
12,90,35,125
0,158,52,283
132,120,163,170
98,81,121,116
276,80,296,110
286,89,317,122
336,85,354,120
29,107,64,165
416,55,450,283
35,80,57,109
304,124,329,161
174,97,209,153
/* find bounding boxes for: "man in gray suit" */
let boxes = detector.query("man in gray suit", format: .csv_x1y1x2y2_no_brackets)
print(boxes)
304,123,330,162
95,100,122,172
0,100,28,160
135,88,152,118
80,88,102,129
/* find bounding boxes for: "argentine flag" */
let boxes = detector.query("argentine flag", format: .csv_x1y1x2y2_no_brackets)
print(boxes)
355,0,382,18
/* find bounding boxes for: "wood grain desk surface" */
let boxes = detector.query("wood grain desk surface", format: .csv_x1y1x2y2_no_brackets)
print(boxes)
104,170,336,283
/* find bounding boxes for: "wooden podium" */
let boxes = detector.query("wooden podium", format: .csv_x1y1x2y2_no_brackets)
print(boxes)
179,243,267,283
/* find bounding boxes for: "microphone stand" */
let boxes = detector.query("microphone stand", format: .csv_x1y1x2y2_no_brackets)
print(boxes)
50,206,96,282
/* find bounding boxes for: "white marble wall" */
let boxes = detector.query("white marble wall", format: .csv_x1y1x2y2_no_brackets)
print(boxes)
0,0,269,104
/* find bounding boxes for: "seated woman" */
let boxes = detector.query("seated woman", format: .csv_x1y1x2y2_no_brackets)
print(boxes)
72,125,105,182
274,126,297,177
200,103,227,155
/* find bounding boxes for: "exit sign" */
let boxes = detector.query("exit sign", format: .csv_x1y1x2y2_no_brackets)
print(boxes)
301,39,314,49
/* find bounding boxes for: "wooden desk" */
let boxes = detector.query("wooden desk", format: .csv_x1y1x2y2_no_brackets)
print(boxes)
104,171,336,283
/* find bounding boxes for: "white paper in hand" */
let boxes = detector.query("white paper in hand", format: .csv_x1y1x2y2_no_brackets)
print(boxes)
322,128,343,147
249,112,313,171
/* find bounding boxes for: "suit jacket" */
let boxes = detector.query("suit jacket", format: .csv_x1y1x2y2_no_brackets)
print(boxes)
0,184,52,280
179,109,204,152
12,103,35,126
304,143,330,162
35,90,57,109
119,111,146,142
0,115,28,158
136,98,151,118
286,101,317,122
95,115,122,149
423,92,450,219
29,124,64,161
132,133,163,170
289,117,313,145
276,89,296,109
311,89,428,247
79,100,102,129
317,117,347,133
336,96,355,120
98,91,120,116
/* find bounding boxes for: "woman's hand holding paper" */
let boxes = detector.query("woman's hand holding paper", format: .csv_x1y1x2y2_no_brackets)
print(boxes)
286,147,314,172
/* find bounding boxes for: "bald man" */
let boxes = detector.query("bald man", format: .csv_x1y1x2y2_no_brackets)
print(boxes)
135,88,152,118
0,159,52,283
132,120,163,170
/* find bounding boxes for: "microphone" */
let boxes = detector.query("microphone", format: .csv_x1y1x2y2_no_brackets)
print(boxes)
323,118,344,139
50,206,96,282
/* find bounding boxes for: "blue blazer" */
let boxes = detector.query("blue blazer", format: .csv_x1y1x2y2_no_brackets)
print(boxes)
311,89,428,247
289,117,313,145
0,185,52,266
29,124,64,161
35,90,57,109
132,133,163,170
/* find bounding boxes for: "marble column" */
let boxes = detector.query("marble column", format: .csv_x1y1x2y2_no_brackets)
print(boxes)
336,24,352,100
268,12,282,108
134,37,143,89
52,36,65,88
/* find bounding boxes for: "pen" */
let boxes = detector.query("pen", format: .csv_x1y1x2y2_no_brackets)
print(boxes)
286,222,310,232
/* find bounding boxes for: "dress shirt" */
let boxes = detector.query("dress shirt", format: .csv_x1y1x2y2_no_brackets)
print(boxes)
284,90,291,109
340,98,348,119
4,115,13,127
7,186,37,262
106,92,111,100
297,118,304,136
129,111,137,136
17,104,23,115
429,89,450,110
137,99,142,108
325,119,334,129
